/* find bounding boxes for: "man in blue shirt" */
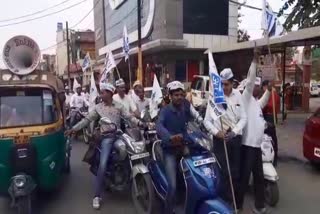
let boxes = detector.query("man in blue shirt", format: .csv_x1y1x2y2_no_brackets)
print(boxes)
156,81,202,213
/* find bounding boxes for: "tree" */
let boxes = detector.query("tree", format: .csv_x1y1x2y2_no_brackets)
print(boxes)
278,0,320,30
237,7,250,42
238,29,250,42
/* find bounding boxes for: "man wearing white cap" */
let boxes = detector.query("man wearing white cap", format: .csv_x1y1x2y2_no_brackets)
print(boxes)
66,82,145,210
156,80,203,213
113,79,139,117
203,68,247,208
237,50,271,214
70,79,88,126
131,80,149,114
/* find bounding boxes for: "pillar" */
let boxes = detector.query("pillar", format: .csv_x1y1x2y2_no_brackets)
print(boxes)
302,46,312,112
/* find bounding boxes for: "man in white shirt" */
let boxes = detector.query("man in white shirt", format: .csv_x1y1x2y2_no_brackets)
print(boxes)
203,68,247,208
70,86,88,126
131,81,149,114
238,50,271,214
113,79,139,117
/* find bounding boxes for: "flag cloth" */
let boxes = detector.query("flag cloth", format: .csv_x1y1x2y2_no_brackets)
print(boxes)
89,72,98,111
81,52,91,72
261,0,284,37
149,74,163,119
122,25,130,62
205,52,226,121
100,49,116,83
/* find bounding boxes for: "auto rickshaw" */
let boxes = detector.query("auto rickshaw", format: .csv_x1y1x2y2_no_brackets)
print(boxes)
0,35,70,214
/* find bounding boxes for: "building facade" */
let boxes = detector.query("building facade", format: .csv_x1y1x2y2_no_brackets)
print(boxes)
56,25,96,87
94,0,238,86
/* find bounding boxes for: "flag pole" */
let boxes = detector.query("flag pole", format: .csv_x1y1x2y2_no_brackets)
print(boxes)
128,56,132,89
220,119,238,213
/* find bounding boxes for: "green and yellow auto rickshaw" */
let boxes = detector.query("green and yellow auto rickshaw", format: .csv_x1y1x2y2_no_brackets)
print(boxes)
0,36,70,214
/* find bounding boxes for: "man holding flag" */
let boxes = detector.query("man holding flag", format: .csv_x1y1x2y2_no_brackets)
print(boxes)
204,53,247,210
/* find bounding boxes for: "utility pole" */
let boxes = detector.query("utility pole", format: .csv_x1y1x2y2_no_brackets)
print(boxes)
66,21,71,89
102,0,107,46
137,0,143,84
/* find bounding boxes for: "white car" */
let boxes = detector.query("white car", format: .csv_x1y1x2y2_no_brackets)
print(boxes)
310,83,319,97
190,75,210,107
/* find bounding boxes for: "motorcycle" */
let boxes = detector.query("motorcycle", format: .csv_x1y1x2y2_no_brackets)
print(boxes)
148,124,234,214
89,117,157,213
261,134,279,207
66,107,90,144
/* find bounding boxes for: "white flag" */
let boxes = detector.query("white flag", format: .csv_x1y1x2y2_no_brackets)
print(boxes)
89,72,98,111
205,52,226,121
100,49,116,83
81,52,91,71
149,74,163,119
261,0,284,37
122,25,130,61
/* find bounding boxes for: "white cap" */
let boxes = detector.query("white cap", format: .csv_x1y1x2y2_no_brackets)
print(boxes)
73,79,81,89
100,82,116,93
65,86,69,90
115,78,125,87
255,77,262,86
220,68,234,81
133,80,142,88
167,81,185,91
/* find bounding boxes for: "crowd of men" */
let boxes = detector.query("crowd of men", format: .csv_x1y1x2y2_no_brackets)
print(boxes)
65,50,277,214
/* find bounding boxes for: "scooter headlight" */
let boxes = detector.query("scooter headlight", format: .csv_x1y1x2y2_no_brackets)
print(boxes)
13,175,27,188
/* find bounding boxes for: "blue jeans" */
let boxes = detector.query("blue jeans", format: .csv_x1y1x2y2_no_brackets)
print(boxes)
163,152,177,213
94,137,115,197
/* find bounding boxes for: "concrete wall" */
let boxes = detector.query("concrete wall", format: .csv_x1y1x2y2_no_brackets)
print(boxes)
55,30,68,77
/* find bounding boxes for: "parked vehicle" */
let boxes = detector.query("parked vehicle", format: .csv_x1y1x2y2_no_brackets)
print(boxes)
148,124,233,214
190,75,210,108
89,117,156,214
261,134,279,207
303,107,320,167
310,82,319,97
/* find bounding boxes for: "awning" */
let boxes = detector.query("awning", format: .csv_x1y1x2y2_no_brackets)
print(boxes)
210,26,320,54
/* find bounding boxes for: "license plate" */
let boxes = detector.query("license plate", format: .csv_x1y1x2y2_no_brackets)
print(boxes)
17,148,28,159
131,152,150,160
314,147,320,158
193,157,216,167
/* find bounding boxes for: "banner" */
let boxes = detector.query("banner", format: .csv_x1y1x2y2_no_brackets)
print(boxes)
81,52,91,72
100,49,116,83
149,75,163,119
122,25,130,61
205,52,226,121
261,0,284,37
89,72,98,111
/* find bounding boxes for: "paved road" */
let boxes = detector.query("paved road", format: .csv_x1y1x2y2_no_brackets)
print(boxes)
1,141,320,214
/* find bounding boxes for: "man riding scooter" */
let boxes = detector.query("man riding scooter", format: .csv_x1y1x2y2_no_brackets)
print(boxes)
65,82,145,210
69,82,88,127
156,81,203,213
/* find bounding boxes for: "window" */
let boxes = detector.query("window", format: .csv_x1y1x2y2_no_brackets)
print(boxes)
183,0,229,35
191,77,203,90
0,88,57,128
175,60,187,82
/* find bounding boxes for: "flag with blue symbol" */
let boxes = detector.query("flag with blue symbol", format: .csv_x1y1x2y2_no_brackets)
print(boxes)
122,25,130,61
81,52,91,72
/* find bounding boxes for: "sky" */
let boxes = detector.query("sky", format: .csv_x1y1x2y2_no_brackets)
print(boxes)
0,0,291,68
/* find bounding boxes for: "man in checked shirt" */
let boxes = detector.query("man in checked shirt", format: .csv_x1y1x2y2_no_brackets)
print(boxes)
204,68,247,210
65,82,145,210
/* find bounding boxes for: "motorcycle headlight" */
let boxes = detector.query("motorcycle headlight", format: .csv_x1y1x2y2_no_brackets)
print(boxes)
197,138,212,151
133,141,145,154
13,175,27,188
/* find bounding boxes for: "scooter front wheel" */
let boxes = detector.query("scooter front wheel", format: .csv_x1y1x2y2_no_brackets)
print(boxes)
264,180,279,207
132,173,159,214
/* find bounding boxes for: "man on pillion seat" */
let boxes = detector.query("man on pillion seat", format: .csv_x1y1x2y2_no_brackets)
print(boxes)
156,81,203,214
65,82,145,210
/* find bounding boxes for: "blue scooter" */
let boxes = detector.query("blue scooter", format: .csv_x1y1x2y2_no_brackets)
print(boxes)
148,126,234,214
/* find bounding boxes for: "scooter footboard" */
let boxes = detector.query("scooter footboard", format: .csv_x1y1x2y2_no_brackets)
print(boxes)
148,160,168,199
197,198,234,214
